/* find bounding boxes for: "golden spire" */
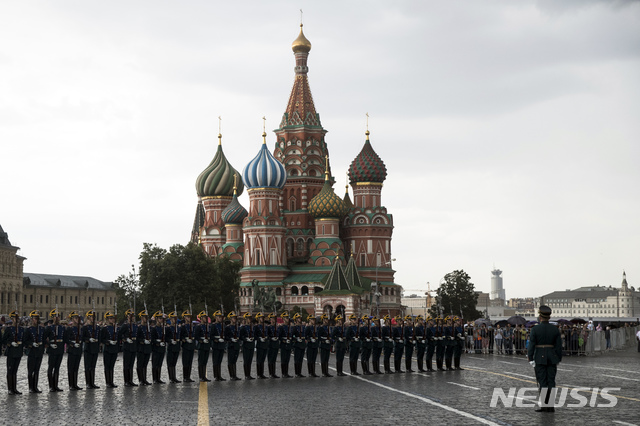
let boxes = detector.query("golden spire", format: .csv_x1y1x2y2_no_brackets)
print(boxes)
324,155,330,181
292,23,312,53
345,172,349,192
365,112,370,141
218,116,222,145
233,173,238,196
262,116,267,144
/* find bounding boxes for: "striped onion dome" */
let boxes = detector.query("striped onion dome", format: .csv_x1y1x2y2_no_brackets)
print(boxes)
348,130,387,184
242,133,287,189
221,192,248,225
309,168,348,219
195,134,244,197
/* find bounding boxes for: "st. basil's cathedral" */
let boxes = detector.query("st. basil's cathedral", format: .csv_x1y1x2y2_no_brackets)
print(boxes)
191,25,402,317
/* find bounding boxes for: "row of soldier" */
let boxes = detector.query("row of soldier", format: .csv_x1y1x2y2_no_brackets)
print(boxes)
1,308,467,395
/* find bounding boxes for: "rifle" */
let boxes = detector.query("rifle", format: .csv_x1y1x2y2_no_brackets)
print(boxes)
144,300,150,339
14,299,19,343
234,300,239,339
161,299,166,343
54,303,60,345
204,298,209,339
77,302,82,344
92,299,97,340
189,297,193,339
174,300,179,342
219,301,224,339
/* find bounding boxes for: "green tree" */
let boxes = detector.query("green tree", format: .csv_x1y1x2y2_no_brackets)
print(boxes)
428,270,483,321
119,242,242,318
113,265,141,322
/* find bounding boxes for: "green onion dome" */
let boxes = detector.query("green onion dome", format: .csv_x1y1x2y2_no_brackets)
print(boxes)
195,134,244,197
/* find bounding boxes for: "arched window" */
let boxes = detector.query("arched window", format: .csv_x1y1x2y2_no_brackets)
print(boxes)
296,239,304,252
390,289,394,296
291,286,299,296
385,288,389,295
290,169,298,176
301,286,309,296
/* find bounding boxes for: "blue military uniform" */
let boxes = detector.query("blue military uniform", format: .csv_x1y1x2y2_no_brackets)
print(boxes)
331,316,347,376
224,312,242,381
100,311,121,388
403,316,416,373
434,318,446,371
64,312,84,390
254,313,269,379
193,312,211,382
345,315,361,375
118,310,138,386
304,316,320,377
45,313,67,391
150,312,170,384
381,315,394,374
317,315,333,377
453,318,465,370
179,311,196,382
528,306,563,412
82,310,101,389
371,318,384,374
291,314,306,378
135,311,153,385
3,312,25,395
210,312,226,381
166,312,182,383
392,317,405,373
414,317,427,372
24,311,46,393
359,316,373,375
266,314,280,378
238,312,255,380
278,313,293,378
425,320,436,371
444,317,455,371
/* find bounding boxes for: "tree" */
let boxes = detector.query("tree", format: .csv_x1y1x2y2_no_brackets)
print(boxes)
113,265,141,322
117,242,242,318
428,270,483,321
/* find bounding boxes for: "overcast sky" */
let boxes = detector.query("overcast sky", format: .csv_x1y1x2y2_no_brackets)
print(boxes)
1,1,639,299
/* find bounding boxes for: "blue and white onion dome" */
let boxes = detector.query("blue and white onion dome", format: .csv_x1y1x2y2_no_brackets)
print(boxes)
242,132,287,189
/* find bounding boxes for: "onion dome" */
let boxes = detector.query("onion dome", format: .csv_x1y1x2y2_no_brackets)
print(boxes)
221,176,248,225
348,130,387,184
292,23,312,53
309,159,348,219
242,132,287,189
196,134,244,197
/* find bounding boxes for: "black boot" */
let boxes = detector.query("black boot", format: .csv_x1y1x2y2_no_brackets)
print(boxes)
28,374,34,393
74,371,83,390
138,368,147,386
336,361,347,376
406,358,414,373
394,358,405,373
322,363,333,377
418,358,426,372
426,359,434,372
172,367,182,383
446,358,454,371
244,364,255,380
54,371,63,391
183,366,194,383
257,363,267,379
296,363,306,378
231,364,241,381
49,371,56,392
436,359,445,371
384,359,393,374
107,370,117,388
454,358,464,370
361,361,370,375
92,370,101,389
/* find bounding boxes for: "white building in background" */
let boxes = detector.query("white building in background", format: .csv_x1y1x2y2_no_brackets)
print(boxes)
490,268,506,302
401,295,430,317
536,272,639,319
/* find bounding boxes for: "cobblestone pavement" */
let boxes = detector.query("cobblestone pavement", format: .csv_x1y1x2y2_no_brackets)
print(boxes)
0,345,638,425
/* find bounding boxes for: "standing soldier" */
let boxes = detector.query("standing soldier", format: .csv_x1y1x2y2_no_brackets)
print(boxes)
359,315,373,375
345,314,361,376
317,314,332,378
100,311,120,388
444,316,455,371
528,305,562,412
210,310,225,382
224,311,241,381
426,317,436,372
254,312,268,379
64,311,83,390
239,312,255,380
4,311,25,395
82,310,101,389
305,315,319,377
166,311,181,383
381,314,394,374
266,313,280,379
435,317,446,371
453,317,465,370
119,309,138,387
24,310,45,393
193,311,211,382
403,315,416,373
415,315,427,372
45,309,66,392
371,316,384,374
180,310,196,382
332,314,347,376
136,309,153,386
277,311,293,378
151,311,168,384
392,315,405,373
291,313,306,378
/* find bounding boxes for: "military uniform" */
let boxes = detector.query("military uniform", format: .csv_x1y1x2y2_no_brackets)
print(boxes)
415,316,427,372
64,311,83,390
82,310,101,389
100,311,121,388
24,311,45,393
210,311,226,381
425,319,436,372
453,318,465,370
331,315,347,376
381,315,394,374
371,318,384,374
238,312,255,380
224,311,241,381
392,317,405,373
118,310,138,386
317,315,333,377
345,314,361,375
3,312,25,395
435,318,446,371
266,314,280,378
304,315,319,377
45,310,67,391
444,317,455,371
403,316,415,373
193,311,211,382
179,311,196,382
150,311,169,384
136,310,153,386
278,312,293,378
166,311,182,383
254,313,268,379
359,315,373,375
291,314,306,378
528,306,563,412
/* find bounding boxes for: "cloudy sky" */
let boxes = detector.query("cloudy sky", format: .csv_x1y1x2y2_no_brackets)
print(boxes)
2,1,639,298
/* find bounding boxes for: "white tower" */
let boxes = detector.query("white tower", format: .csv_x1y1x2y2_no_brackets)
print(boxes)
490,268,506,301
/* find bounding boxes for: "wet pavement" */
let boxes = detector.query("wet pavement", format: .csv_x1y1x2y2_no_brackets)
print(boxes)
0,344,638,425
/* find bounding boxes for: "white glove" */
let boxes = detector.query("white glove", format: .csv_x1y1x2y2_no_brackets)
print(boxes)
50,344,58,349
126,338,133,344
89,338,98,343
144,339,151,344
171,340,177,345
156,339,162,343
33,343,40,348
11,342,18,347
529,360,535,367
74,343,80,348
231,338,238,343
271,337,278,341
203,339,209,344
109,340,117,345
160,342,165,347
186,338,193,344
